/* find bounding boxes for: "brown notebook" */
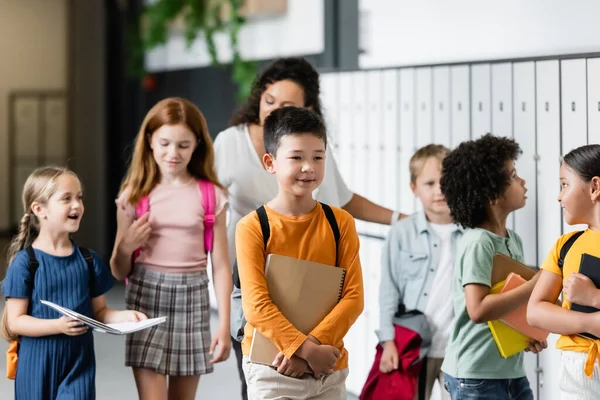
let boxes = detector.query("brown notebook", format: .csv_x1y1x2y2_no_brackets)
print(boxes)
491,253,537,286
249,254,346,366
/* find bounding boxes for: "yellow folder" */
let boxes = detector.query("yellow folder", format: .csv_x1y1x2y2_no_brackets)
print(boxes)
487,280,531,358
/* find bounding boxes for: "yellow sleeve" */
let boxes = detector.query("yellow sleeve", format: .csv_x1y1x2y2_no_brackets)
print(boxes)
540,234,573,276
236,214,307,359
309,211,365,345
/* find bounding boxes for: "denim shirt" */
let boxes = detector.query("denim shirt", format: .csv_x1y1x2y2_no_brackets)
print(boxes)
377,210,463,342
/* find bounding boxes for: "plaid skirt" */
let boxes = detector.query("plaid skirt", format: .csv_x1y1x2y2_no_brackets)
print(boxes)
125,267,213,376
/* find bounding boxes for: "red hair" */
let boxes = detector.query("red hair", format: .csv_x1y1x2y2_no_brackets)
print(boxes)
120,97,224,204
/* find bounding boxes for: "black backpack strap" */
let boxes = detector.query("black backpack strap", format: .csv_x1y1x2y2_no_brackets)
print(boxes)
25,246,39,279
232,206,271,290
320,203,340,266
79,247,96,293
558,230,585,270
256,205,270,250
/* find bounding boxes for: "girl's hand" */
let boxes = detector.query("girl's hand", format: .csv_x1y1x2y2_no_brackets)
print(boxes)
273,352,309,378
56,316,88,336
209,328,231,364
115,310,147,323
524,339,547,354
120,213,151,254
563,273,600,307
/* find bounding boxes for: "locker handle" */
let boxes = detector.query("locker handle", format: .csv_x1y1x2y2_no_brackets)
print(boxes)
522,102,526,112
439,102,443,111
421,103,426,111
457,102,462,111
572,102,576,112
478,102,483,111
545,102,549,112
404,103,409,111
598,101,600,112
499,102,503,112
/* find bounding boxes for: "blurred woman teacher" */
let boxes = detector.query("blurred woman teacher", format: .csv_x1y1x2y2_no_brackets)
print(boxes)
213,57,406,400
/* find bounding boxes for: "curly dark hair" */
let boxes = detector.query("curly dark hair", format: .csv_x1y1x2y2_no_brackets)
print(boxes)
440,134,522,228
228,57,323,126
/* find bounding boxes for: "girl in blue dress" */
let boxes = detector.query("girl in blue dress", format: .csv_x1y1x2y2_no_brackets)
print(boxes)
1,166,146,399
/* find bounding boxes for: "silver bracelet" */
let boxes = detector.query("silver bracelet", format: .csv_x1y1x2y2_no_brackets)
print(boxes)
390,211,400,225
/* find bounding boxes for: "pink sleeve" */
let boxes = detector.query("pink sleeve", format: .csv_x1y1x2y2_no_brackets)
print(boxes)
214,186,229,217
116,188,136,220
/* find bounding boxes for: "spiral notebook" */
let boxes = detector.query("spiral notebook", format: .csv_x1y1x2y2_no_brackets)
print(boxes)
249,254,346,366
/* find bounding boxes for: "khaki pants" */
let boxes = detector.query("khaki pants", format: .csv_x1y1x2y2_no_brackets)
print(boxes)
415,358,450,400
242,357,348,400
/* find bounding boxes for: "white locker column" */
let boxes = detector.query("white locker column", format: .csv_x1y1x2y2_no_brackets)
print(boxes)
366,70,385,236
416,67,433,149
588,58,600,144
451,65,471,147
320,73,339,154
433,66,451,148
512,61,539,396
352,71,368,234
561,59,588,234
471,64,492,139
337,73,354,185
382,69,400,211
399,69,416,214
491,62,515,230
536,60,562,400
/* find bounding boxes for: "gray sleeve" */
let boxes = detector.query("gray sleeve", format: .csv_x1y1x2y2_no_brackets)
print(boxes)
377,226,402,342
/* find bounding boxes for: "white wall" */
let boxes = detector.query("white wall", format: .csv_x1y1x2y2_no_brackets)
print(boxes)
0,0,68,232
359,0,600,69
145,0,324,72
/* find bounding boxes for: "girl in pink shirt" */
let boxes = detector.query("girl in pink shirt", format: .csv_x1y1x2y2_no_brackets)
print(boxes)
110,97,232,400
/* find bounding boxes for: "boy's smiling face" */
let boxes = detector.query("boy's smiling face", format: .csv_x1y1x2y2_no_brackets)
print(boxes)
263,133,326,199
411,156,451,220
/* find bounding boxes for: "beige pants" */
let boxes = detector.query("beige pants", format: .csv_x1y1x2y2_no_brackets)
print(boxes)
242,357,348,400
415,357,450,400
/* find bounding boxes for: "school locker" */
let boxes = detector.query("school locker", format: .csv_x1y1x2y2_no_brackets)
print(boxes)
320,73,339,151
471,64,492,139
416,67,433,149
399,68,416,214
491,63,513,137
433,66,451,148
561,59,588,234
450,65,471,147
352,72,369,234
366,70,386,236
588,58,600,144
512,62,537,267
337,72,354,187
382,69,400,212
535,60,562,400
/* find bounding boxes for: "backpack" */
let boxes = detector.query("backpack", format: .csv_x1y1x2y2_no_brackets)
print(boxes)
230,202,340,342
6,246,95,380
558,230,585,271
128,180,216,281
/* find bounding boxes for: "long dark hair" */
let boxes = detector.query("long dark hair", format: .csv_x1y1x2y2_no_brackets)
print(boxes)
229,57,323,126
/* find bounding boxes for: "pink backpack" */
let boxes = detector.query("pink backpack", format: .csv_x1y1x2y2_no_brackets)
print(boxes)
128,180,216,280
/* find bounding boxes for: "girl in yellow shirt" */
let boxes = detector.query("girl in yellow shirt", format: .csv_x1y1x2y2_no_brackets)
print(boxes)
528,144,600,399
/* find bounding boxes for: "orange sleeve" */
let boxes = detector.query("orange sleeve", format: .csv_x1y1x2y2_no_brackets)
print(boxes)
309,211,365,345
236,215,307,359
541,234,572,276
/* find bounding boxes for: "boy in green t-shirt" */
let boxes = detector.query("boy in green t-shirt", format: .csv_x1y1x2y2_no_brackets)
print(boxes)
439,134,547,399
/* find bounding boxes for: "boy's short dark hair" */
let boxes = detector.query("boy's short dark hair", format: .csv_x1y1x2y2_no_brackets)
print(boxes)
440,134,522,228
263,106,327,155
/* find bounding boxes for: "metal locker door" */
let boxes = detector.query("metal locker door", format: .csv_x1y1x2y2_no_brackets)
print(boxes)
471,64,492,139
561,59,588,234
399,69,416,214
338,73,354,185
416,67,433,149
382,69,400,212
352,71,368,234
491,63,513,137
320,73,339,152
366,70,385,236
433,66,451,148
451,65,471,147
587,58,600,144
535,59,562,400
